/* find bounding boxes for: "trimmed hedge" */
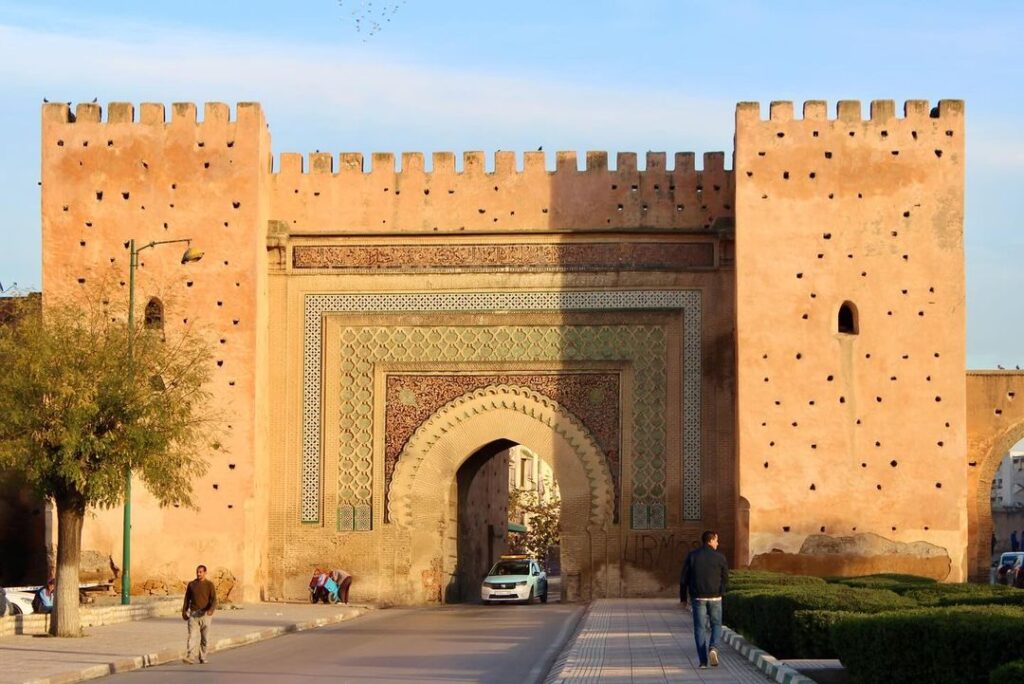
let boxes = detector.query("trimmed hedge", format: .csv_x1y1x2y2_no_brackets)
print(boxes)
792,609,858,659
831,605,1024,684
728,570,827,590
902,583,1016,606
991,660,1024,684
830,573,938,594
723,584,914,659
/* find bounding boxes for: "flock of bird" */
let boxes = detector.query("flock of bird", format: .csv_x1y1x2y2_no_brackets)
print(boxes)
337,0,406,40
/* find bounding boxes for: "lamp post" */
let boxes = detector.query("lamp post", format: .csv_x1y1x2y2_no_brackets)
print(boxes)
122,238,203,605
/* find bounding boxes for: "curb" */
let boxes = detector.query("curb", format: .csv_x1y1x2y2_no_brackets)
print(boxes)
22,606,370,684
539,603,591,684
722,627,817,684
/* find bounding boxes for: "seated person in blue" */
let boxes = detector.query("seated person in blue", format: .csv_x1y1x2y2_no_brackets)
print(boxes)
33,578,55,614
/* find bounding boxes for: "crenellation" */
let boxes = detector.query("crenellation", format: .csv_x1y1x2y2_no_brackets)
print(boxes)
646,152,666,172
738,99,964,125
279,152,303,175
340,152,364,173
587,151,608,171
371,152,395,174
433,151,456,174
76,102,101,123
462,151,485,174
42,102,71,123
836,99,861,121
171,102,196,124
702,152,725,173
904,99,930,119
310,152,332,174
769,101,794,122
523,150,545,173
616,152,637,173
674,152,695,173
803,100,827,120
108,102,134,123
140,102,165,124
556,151,577,173
870,99,896,121
204,102,230,124
403,152,426,174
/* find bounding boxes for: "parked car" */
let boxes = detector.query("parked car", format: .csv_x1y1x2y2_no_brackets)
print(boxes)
993,551,1024,586
481,556,548,604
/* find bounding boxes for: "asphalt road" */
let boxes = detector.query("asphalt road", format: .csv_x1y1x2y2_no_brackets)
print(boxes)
109,602,583,684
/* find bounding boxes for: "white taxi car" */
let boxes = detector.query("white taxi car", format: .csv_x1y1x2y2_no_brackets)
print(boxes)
481,556,548,604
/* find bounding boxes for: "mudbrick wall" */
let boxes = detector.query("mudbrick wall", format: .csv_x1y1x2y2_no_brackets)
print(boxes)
734,100,967,580
41,102,272,600
41,97,982,601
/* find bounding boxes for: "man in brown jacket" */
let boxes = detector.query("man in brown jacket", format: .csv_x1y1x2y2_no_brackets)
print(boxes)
182,564,217,664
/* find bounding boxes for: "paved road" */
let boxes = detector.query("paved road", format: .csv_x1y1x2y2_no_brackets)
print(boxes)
109,602,583,684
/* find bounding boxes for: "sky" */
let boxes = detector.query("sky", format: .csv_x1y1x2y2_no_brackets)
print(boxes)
0,0,1020,368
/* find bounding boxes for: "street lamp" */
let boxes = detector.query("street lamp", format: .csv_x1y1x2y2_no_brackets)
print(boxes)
122,238,203,605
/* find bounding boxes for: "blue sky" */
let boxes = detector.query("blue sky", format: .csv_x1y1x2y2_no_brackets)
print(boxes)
0,1,1020,367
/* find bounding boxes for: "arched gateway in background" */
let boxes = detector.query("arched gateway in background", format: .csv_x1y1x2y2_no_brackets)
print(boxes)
40,98,997,602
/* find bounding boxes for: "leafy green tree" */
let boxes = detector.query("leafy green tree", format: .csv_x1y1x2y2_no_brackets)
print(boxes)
0,293,219,636
507,480,561,562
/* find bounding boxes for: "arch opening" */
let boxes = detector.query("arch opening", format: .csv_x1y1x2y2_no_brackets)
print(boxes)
837,300,858,335
143,297,164,332
984,436,1024,583
387,384,614,604
452,440,562,604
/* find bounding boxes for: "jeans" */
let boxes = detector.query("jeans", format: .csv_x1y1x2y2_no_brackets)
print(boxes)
690,599,722,666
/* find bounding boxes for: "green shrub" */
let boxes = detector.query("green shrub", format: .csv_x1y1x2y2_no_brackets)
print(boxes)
792,610,859,659
728,570,826,591
723,584,913,659
903,583,1015,607
832,605,1024,684
832,573,938,594
991,660,1024,684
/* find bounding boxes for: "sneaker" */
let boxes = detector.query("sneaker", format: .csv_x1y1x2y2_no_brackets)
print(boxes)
698,663,709,669
182,658,196,665
709,648,719,667
199,659,208,664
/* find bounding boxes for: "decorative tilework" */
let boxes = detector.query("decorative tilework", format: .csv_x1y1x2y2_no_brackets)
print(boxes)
292,242,716,272
302,290,702,525
384,373,621,522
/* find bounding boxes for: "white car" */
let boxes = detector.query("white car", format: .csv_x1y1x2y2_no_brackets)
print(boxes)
481,556,548,604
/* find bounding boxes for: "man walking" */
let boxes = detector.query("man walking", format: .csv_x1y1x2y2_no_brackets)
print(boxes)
680,530,729,669
182,565,217,664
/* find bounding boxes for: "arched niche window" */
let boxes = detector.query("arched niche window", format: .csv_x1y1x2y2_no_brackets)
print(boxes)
143,297,164,332
837,301,859,335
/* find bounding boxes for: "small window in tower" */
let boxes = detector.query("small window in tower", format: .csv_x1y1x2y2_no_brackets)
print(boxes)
838,301,858,335
144,297,164,331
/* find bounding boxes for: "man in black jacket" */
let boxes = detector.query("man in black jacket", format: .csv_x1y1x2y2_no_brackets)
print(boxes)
680,530,729,668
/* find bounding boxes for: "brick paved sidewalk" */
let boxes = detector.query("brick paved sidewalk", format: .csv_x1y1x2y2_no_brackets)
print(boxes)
545,599,812,684
0,602,368,684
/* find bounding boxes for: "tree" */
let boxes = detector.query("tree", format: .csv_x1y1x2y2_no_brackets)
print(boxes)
0,292,219,636
507,480,561,562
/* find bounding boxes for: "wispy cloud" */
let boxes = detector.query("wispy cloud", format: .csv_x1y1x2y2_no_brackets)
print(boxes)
0,21,735,158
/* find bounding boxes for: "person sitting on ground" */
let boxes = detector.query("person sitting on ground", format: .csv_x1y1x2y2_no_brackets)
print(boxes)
32,578,55,614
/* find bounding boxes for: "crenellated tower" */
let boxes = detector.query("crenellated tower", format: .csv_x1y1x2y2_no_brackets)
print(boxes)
734,99,967,579
41,102,273,599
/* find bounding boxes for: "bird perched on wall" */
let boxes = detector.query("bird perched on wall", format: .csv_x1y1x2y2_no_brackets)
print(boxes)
998,364,1006,369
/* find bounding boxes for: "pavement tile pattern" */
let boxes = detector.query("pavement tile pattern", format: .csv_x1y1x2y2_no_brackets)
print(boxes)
0,602,367,684
546,599,797,683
